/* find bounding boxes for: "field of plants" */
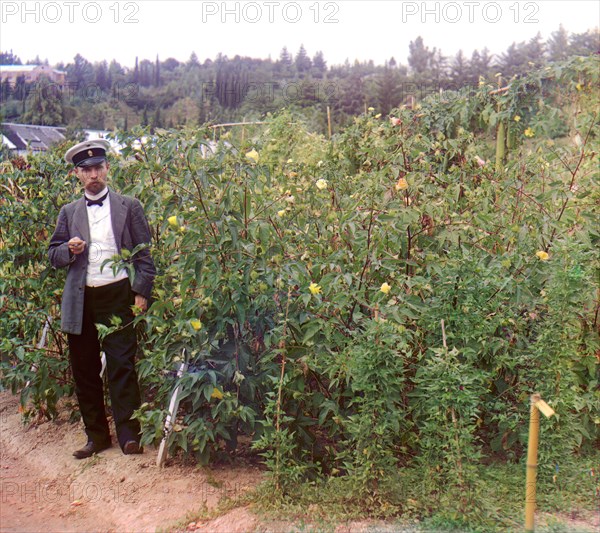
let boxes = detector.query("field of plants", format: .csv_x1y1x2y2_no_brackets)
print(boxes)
1,55,598,530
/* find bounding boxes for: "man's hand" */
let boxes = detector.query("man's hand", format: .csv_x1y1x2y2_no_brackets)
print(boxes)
134,294,148,313
68,237,86,255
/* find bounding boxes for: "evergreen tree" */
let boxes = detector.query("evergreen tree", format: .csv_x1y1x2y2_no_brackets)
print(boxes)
187,52,200,69
0,78,12,102
22,75,64,125
0,50,21,65
408,36,434,78
94,60,109,91
568,29,599,56
468,49,492,85
312,51,327,78
108,59,125,86
450,50,469,88
547,25,570,61
13,75,27,101
497,42,528,77
295,44,312,76
155,55,161,87
67,54,94,91
151,105,161,132
139,59,154,87
376,66,401,115
430,48,447,85
133,56,139,83
277,47,293,77
524,32,546,68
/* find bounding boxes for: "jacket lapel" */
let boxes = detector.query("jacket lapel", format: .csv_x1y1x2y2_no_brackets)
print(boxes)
109,190,127,250
73,198,90,243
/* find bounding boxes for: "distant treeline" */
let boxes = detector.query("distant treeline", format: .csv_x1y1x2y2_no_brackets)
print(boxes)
0,25,597,134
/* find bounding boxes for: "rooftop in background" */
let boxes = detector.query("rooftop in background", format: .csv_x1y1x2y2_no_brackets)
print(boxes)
1,123,67,154
0,124,122,156
0,65,66,87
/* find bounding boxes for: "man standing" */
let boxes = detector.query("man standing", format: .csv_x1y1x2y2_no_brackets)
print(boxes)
49,139,156,459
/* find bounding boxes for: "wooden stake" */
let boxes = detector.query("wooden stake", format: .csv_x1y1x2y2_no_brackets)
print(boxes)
327,105,332,139
525,393,541,532
524,393,554,531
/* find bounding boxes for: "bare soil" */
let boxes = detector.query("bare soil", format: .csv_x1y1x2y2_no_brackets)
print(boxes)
1,391,598,533
0,392,261,533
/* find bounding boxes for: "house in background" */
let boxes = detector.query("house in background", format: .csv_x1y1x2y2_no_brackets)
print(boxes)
1,123,67,156
1,123,223,159
1,123,121,158
0,65,66,88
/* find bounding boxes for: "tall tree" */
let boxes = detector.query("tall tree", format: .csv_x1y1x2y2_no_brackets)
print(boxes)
67,54,94,91
408,36,434,77
450,50,469,87
94,60,109,91
0,50,21,65
568,30,599,56
376,66,401,115
187,52,200,69
524,32,545,68
22,75,64,125
468,48,492,85
276,47,293,77
295,44,312,76
155,55,161,87
312,51,327,78
547,25,570,61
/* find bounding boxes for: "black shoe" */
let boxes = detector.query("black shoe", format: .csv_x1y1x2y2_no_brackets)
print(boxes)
123,440,143,455
73,440,111,459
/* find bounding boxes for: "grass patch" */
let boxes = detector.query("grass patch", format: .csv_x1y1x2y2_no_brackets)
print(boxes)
247,452,598,532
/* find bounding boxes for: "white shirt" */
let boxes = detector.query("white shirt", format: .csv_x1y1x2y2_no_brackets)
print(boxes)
85,188,128,287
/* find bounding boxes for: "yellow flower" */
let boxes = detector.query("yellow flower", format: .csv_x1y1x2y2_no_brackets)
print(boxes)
315,178,328,190
576,82,583,91
368,107,375,112
535,251,549,261
375,113,382,119
395,177,409,191
167,215,178,228
309,282,322,295
277,209,286,217
211,388,224,400
245,149,259,163
380,282,391,294
190,319,202,331
514,115,521,122
287,158,293,163
524,128,535,138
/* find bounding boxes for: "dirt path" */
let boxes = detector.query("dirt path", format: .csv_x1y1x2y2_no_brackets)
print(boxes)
2,391,598,533
0,392,261,533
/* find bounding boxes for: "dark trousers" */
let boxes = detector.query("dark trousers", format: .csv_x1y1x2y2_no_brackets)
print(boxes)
67,278,142,450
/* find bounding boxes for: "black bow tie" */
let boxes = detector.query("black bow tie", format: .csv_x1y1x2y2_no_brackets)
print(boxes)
85,191,109,207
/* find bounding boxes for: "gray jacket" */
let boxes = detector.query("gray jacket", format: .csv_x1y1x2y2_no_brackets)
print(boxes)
48,189,156,335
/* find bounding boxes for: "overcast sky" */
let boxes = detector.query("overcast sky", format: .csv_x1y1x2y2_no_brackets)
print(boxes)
1,1,598,68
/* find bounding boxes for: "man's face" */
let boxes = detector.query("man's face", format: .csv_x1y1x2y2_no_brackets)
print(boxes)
75,161,109,195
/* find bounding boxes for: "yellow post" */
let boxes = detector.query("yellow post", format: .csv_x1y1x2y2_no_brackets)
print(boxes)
525,393,541,532
525,393,555,532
